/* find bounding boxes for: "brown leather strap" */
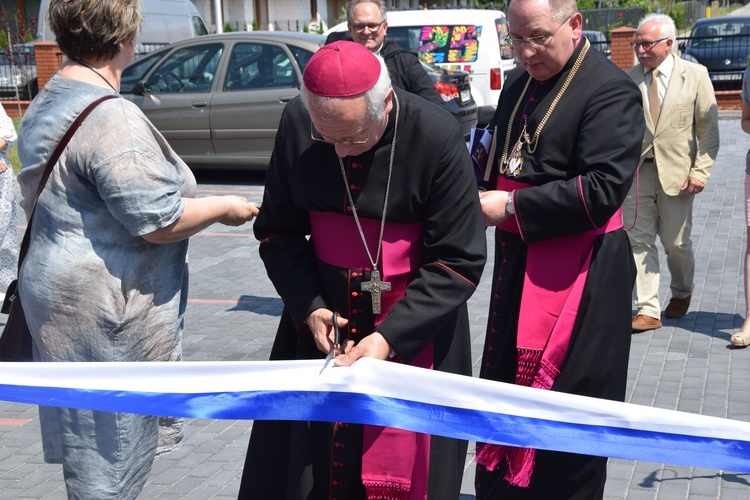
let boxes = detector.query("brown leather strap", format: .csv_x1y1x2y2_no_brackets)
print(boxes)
17,94,120,268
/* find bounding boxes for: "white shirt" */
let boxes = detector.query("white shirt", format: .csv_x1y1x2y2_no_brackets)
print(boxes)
642,52,674,109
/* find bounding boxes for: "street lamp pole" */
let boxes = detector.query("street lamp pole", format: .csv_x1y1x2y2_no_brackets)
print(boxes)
214,0,224,33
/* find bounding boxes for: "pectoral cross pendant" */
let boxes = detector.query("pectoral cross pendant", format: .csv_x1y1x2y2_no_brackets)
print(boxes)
503,122,530,177
506,140,524,177
360,269,391,314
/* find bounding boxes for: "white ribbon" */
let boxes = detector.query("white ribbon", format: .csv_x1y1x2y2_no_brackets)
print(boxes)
0,358,748,472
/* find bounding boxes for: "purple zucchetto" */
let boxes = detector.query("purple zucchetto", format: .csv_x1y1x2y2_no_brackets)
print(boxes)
303,41,381,97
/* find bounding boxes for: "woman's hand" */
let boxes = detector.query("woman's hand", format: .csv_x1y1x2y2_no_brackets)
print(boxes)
218,196,259,226
142,196,260,244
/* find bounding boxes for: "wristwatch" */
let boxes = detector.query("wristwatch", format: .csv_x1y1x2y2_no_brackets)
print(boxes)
506,193,515,216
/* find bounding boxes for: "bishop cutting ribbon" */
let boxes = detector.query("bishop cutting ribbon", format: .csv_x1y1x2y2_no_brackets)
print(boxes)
0,357,748,473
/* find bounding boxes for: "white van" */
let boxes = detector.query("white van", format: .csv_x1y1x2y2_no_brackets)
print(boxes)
38,0,208,54
326,9,516,124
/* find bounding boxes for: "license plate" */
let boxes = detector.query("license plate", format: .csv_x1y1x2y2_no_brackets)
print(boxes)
711,73,742,81
460,89,471,102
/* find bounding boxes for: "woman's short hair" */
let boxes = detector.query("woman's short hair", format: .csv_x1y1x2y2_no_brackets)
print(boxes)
48,0,142,60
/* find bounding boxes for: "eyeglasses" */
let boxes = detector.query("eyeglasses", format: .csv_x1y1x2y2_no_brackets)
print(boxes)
310,121,372,146
350,20,386,33
505,16,571,49
630,38,668,51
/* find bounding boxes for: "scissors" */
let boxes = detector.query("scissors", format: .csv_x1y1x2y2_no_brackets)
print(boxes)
325,311,341,360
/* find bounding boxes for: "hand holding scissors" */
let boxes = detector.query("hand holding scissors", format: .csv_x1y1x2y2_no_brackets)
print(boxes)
305,308,348,356
326,312,342,360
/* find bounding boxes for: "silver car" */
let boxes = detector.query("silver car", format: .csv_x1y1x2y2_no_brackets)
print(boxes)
120,32,325,169
0,46,38,100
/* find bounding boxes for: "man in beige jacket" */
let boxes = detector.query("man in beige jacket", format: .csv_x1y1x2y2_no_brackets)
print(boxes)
625,13,720,333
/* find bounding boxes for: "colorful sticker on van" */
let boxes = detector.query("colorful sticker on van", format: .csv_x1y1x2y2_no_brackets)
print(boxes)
496,21,513,59
416,25,480,64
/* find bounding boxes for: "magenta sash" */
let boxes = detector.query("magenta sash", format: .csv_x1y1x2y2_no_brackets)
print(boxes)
309,210,430,498
476,178,623,487
310,211,422,326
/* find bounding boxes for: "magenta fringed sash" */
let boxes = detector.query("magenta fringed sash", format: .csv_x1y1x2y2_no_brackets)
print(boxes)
310,211,431,499
475,178,623,487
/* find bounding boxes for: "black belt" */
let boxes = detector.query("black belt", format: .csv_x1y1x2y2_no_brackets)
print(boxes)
642,157,655,163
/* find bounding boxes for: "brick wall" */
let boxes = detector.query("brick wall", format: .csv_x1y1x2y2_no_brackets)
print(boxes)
611,26,637,70
33,42,64,90
1,101,29,120
2,41,63,119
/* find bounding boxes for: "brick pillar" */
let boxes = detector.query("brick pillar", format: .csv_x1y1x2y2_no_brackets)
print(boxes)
610,26,636,71
34,41,64,90
0,42,63,118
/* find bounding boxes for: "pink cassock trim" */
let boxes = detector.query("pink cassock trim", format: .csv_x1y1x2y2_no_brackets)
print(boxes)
478,177,623,487
309,210,430,498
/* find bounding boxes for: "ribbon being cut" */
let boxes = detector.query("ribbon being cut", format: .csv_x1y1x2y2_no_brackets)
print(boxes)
0,358,748,473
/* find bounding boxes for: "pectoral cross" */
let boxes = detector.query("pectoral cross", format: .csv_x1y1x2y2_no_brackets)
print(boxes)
360,269,391,314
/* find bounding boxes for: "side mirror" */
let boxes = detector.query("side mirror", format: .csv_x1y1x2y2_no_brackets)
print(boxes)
134,80,148,96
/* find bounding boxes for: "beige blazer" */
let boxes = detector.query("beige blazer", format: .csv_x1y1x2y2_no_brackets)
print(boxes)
627,56,720,196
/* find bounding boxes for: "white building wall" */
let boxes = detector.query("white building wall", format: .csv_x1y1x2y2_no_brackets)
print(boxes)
192,0,472,33
223,0,254,30
193,0,333,32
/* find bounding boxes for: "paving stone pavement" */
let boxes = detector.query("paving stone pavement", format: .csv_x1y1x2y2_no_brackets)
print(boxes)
1,114,749,498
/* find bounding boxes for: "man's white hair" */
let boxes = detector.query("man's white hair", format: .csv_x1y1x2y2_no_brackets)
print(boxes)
638,13,677,42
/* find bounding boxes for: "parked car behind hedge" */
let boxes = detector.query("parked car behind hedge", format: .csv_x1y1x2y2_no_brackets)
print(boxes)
0,45,37,101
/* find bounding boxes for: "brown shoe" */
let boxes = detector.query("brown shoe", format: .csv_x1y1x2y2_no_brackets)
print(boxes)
632,314,662,332
664,293,692,319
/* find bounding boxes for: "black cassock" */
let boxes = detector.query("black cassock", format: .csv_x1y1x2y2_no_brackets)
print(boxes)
238,88,486,499
475,42,645,499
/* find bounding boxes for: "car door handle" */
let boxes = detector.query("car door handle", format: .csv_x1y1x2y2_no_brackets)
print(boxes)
279,95,296,103
191,101,208,108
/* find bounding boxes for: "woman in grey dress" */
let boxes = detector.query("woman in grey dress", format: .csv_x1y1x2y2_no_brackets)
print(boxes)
16,1,258,498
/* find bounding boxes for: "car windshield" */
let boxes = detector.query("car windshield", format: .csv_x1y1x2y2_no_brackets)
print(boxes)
691,22,750,47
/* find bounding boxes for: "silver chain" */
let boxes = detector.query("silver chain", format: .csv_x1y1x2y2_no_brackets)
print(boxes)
337,91,400,270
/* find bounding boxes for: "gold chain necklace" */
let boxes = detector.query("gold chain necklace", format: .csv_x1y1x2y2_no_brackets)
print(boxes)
499,39,590,176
